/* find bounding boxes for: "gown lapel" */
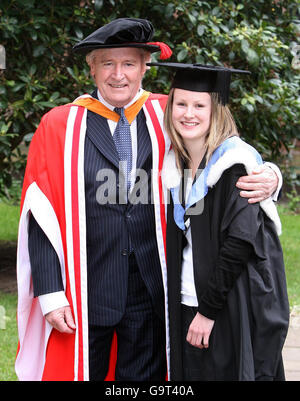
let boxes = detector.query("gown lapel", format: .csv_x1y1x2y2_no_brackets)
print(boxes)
86,111,120,170
136,109,152,169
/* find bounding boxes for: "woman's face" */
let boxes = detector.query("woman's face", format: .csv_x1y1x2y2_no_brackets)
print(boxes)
172,89,212,145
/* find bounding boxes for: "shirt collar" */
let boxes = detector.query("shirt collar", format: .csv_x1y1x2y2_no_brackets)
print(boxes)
97,88,144,111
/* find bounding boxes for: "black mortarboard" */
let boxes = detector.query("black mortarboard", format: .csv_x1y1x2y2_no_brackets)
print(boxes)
73,18,172,59
147,62,250,104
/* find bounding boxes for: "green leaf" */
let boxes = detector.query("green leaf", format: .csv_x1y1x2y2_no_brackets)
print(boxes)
241,39,249,53
177,49,188,62
11,100,25,108
29,65,37,75
38,101,55,108
229,51,235,60
49,92,60,102
33,94,43,102
11,83,25,93
212,7,220,16
245,103,254,113
94,0,103,11
165,3,174,19
74,27,83,40
66,67,76,80
33,45,46,57
187,13,197,26
246,48,259,66
197,25,205,36
23,133,34,142
254,95,264,104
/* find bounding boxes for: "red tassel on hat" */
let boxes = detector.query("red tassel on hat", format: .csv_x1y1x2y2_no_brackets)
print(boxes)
148,42,172,60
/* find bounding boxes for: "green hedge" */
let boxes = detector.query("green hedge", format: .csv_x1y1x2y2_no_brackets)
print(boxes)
0,0,299,195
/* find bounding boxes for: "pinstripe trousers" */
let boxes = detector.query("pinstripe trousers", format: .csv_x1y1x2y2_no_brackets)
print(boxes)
88,253,166,380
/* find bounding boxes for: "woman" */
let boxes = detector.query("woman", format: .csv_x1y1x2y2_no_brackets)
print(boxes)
150,62,290,381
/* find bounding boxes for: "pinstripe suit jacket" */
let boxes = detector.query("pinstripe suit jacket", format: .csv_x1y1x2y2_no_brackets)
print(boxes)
29,98,165,326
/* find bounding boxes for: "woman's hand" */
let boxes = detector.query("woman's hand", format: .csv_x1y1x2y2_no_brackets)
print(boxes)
186,312,215,349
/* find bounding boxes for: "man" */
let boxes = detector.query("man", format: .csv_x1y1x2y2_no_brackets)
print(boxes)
15,18,281,381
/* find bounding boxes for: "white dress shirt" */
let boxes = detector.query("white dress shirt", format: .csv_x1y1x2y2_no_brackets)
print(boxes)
96,88,142,193
181,175,198,307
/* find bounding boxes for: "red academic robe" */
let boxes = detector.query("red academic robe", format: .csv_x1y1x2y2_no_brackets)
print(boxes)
15,93,170,381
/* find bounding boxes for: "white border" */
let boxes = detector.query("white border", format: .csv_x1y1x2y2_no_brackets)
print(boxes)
15,182,65,380
77,108,89,381
64,106,79,380
143,99,170,378
64,106,89,381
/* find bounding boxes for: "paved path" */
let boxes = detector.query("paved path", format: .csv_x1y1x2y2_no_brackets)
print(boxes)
283,306,300,381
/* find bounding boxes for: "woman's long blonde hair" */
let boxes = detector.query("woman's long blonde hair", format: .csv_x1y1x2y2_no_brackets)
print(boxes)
164,88,239,170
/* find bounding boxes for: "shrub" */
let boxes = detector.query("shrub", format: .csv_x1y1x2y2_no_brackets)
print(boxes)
0,0,299,196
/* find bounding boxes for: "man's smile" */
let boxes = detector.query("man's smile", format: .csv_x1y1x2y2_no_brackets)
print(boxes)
109,83,128,88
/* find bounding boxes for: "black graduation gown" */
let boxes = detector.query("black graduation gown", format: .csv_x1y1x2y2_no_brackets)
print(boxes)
166,163,290,381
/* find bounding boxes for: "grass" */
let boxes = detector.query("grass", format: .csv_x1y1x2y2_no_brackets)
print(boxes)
277,203,300,307
0,201,20,241
0,292,18,381
0,200,299,381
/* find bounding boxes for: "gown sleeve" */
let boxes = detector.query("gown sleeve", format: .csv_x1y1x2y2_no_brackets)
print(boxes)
197,235,254,320
28,213,64,297
197,164,263,320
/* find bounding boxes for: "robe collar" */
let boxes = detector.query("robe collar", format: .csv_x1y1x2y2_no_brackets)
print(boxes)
72,89,150,124
164,136,263,230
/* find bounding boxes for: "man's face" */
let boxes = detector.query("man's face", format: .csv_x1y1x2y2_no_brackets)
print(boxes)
90,47,148,107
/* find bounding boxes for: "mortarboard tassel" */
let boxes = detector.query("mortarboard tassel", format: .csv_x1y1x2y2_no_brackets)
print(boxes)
148,42,173,60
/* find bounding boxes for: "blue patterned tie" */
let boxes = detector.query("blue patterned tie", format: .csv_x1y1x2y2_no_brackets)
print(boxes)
113,107,132,195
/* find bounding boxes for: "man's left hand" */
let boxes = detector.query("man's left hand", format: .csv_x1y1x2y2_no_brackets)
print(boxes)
236,165,278,204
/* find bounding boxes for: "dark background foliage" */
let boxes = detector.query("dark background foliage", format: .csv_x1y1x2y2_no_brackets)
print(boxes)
0,0,299,199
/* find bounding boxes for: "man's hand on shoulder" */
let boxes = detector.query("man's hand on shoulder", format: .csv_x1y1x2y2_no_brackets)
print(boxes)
45,306,76,334
236,165,279,203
